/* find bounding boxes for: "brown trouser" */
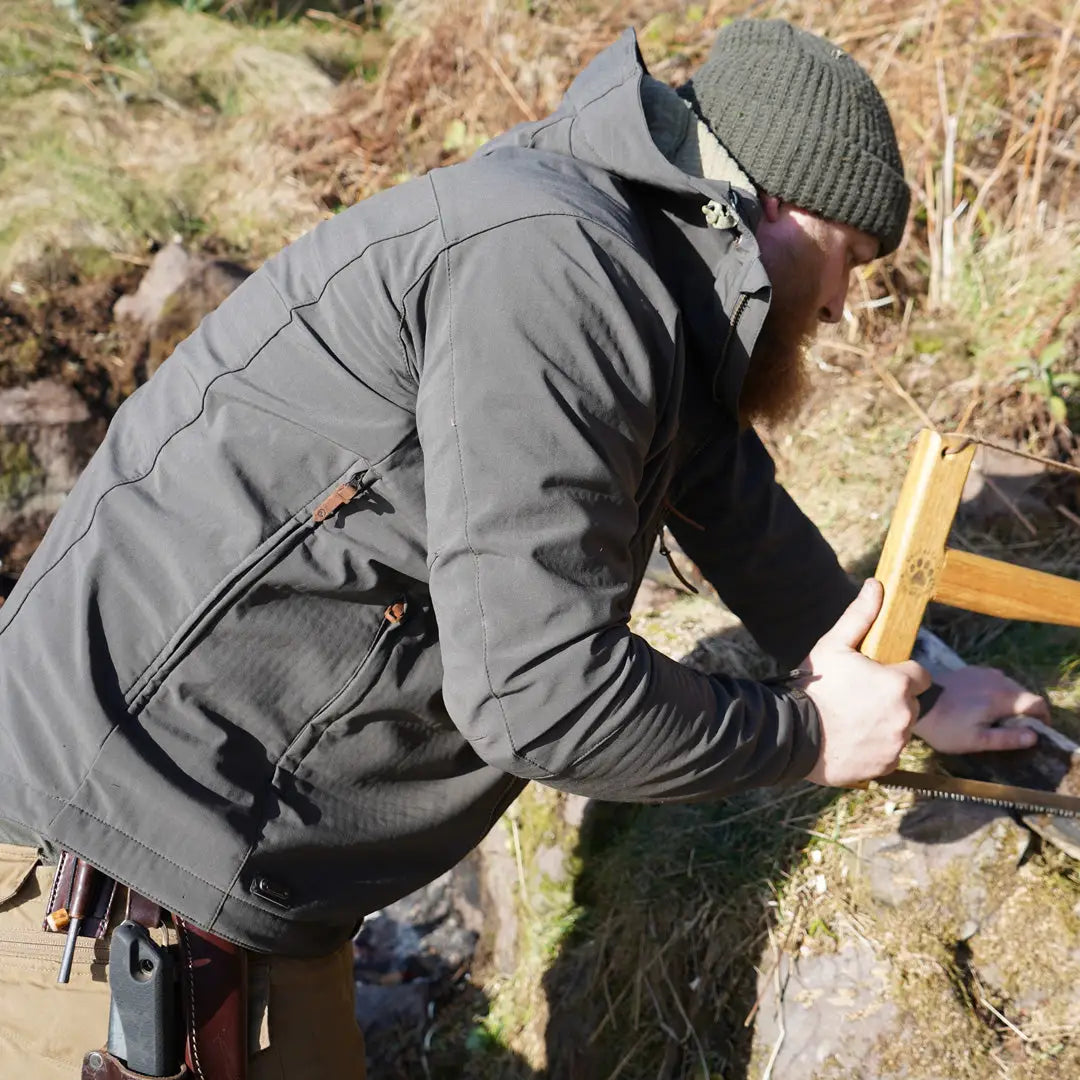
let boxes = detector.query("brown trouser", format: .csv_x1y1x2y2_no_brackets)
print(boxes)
0,844,366,1079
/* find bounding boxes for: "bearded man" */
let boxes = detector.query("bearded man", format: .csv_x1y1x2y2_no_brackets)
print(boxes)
0,18,1047,1079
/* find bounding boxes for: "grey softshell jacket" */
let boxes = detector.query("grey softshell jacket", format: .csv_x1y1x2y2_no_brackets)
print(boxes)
0,32,856,955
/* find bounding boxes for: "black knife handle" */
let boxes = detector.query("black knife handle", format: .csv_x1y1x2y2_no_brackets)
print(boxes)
107,921,180,1077
916,682,944,718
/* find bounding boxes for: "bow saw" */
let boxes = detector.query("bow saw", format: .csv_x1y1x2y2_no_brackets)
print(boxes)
849,428,1080,817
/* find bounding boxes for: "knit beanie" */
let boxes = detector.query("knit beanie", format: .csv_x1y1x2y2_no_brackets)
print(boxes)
680,20,910,254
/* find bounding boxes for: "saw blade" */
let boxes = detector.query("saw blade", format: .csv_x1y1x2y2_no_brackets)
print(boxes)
866,769,1080,817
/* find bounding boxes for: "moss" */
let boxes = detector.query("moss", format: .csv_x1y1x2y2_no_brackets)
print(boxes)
475,786,584,1070
0,438,44,506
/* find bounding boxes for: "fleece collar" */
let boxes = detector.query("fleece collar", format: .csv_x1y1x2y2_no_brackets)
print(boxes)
639,76,755,197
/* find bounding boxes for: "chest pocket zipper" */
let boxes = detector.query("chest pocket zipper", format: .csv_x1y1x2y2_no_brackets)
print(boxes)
312,472,372,523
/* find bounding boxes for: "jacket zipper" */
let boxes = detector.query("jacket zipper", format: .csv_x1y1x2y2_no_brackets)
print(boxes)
312,472,370,523
275,596,409,777
720,293,749,375
127,466,374,711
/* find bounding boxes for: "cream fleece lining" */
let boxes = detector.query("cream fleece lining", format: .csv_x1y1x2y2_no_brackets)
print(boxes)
640,76,755,197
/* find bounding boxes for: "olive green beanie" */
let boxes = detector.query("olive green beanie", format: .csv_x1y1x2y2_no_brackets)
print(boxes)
681,19,910,254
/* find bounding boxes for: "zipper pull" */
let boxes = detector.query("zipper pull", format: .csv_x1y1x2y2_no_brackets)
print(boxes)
658,526,699,595
313,474,367,523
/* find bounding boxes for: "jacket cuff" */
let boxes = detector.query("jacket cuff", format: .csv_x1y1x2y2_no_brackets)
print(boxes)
762,670,822,783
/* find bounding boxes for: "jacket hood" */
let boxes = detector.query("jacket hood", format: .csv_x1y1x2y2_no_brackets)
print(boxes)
477,30,773,411
481,30,762,224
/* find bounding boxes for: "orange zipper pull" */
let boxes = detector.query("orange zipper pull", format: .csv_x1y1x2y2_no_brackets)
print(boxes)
313,474,367,523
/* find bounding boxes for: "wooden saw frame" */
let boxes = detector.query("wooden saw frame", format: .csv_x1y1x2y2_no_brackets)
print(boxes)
860,428,1080,666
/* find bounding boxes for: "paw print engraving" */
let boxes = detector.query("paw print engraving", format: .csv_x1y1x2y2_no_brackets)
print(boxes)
905,553,937,593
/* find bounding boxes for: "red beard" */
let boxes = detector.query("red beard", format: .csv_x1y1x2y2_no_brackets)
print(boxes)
738,235,823,428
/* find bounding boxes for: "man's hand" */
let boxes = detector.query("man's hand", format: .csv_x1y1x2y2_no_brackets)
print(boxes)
912,666,1049,754
801,579,931,787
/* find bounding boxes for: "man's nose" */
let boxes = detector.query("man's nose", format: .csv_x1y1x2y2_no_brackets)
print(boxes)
818,277,848,323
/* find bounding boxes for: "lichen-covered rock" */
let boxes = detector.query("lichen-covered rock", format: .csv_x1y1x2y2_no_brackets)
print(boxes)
751,939,898,1080
749,795,1080,1080
0,378,103,542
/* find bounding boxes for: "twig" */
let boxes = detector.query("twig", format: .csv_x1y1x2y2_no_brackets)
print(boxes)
867,353,938,431
1055,503,1080,530
1031,279,1080,360
108,253,153,267
602,1034,648,1080
691,785,820,832
924,154,941,310
943,432,1080,480
744,896,806,1027
989,1047,1011,1079
954,385,981,435
980,996,1032,1042
642,975,681,1044
588,921,698,1043
938,58,957,307
1027,0,1080,232
974,468,1039,536
759,933,788,1080
481,49,537,122
303,8,369,34
658,956,710,1079
419,1015,438,1080
508,813,534,916
50,68,105,100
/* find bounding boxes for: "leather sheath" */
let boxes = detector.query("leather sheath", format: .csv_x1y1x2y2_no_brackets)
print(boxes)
81,1048,191,1080
176,918,249,1080
44,850,117,939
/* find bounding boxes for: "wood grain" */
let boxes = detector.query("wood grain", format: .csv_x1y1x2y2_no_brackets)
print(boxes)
860,430,976,664
935,548,1080,627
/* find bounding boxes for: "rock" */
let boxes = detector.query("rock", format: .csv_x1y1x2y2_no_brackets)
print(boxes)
114,242,197,330
534,843,567,886
478,819,520,977
0,378,103,533
751,939,898,1080
747,794,1071,1079
968,875,1080,1033
959,442,1048,524
0,379,89,426
353,855,483,1035
560,793,590,829
113,241,250,378
848,799,1024,910
631,575,681,616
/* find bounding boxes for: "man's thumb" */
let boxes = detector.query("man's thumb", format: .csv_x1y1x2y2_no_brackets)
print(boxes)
821,579,883,651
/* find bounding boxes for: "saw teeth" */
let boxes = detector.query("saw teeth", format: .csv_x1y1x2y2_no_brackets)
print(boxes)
880,784,1080,818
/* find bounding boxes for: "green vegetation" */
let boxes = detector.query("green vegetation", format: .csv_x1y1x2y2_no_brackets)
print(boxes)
0,0,386,276
0,437,43,505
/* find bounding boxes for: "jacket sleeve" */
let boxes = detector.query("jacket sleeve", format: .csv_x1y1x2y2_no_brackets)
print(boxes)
668,428,859,671
415,215,820,801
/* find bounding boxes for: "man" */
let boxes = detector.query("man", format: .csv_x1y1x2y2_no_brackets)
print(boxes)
0,18,1047,1078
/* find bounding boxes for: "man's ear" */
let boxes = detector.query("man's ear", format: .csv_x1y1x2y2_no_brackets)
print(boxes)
760,194,782,223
